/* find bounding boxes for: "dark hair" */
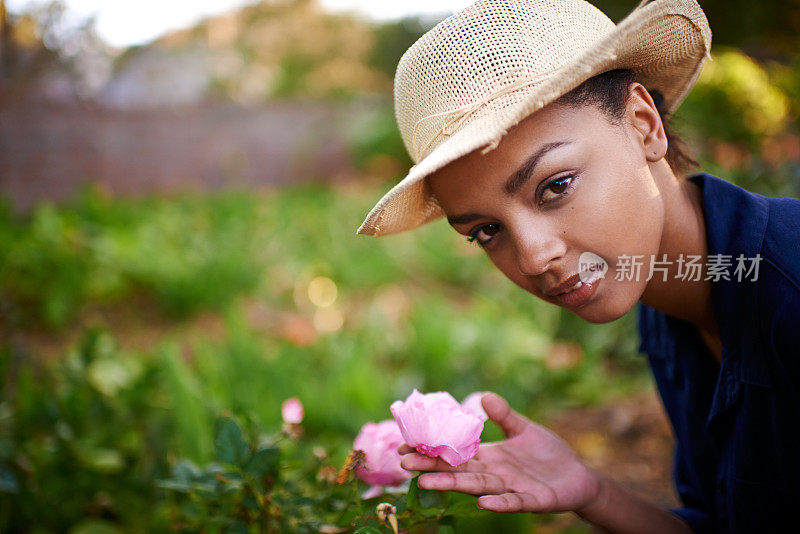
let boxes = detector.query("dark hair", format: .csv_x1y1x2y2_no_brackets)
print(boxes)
553,68,699,178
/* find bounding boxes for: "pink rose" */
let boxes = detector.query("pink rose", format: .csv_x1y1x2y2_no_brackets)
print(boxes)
390,389,484,467
353,420,411,493
461,392,489,421
281,397,304,424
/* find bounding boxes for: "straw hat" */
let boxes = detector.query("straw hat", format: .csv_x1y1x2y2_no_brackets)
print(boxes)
356,0,711,237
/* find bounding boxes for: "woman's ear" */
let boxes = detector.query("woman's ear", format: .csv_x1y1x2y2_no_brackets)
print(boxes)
625,83,668,163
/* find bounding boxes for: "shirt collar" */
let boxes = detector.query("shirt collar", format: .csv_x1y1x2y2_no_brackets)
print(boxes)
688,172,769,274
687,172,771,383
639,173,770,363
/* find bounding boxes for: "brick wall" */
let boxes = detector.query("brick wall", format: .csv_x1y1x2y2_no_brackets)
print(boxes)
0,100,361,210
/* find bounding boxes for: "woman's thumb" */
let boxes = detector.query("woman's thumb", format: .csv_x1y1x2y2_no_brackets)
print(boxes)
481,392,529,438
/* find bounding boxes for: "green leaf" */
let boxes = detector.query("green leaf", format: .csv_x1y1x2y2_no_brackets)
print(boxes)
405,475,441,518
180,501,202,521
75,446,125,474
0,464,19,493
242,494,260,510
418,485,446,509
69,518,123,534
172,459,202,483
156,479,192,493
193,464,226,495
406,475,420,511
443,500,490,518
214,417,248,466
220,471,244,493
225,520,248,534
244,445,279,478
354,528,382,534
158,459,206,493
87,357,140,397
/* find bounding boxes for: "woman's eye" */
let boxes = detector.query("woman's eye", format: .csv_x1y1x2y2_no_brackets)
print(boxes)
467,223,502,247
540,174,576,203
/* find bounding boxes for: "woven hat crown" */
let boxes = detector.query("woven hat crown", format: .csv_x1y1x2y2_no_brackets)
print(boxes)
397,0,616,163
357,0,711,237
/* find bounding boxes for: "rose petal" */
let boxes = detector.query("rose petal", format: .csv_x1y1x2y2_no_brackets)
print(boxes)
462,392,488,421
353,419,411,487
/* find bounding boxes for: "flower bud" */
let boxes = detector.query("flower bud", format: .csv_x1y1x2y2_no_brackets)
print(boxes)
281,397,304,424
376,503,398,534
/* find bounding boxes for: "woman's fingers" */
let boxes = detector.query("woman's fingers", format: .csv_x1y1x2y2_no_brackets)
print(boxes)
400,452,484,473
477,492,544,513
400,442,489,460
397,443,414,455
481,392,530,438
418,471,506,495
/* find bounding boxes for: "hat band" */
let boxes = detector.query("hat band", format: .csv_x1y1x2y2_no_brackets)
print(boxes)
410,64,567,161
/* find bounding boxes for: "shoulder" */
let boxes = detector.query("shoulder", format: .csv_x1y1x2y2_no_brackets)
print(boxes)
699,173,800,309
761,194,800,290
757,192,800,311
756,194,800,368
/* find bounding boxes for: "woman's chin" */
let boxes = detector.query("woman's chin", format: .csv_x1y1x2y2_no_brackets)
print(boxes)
567,286,640,324
572,305,630,324
528,276,643,323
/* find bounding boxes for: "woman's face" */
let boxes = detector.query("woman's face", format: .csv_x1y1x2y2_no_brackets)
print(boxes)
427,84,668,323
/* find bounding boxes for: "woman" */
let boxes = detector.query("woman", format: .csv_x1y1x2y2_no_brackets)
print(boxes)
356,0,800,532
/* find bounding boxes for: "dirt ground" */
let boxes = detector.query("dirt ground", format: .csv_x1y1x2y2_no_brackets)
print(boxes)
536,389,679,531
548,390,678,508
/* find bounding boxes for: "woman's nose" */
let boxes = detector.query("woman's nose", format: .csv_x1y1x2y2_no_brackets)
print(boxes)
512,226,566,277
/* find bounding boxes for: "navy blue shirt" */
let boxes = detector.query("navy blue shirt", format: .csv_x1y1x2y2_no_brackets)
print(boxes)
637,172,800,533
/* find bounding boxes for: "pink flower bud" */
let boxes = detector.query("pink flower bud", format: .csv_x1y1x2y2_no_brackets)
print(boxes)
281,397,304,424
390,389,484,467
353,420,411,488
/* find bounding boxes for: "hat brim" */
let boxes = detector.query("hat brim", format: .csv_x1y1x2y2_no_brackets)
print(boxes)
357,0,711,237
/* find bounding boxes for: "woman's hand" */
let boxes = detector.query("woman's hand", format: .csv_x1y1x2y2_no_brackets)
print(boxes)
398,392,602,514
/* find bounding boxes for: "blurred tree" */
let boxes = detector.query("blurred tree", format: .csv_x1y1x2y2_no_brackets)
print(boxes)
369,17,430,79
0,0,111,101
108,0,391,104
697,0,800,59
593,0,800,60
0,1,60,93
0,0,7,80
677,48,791,148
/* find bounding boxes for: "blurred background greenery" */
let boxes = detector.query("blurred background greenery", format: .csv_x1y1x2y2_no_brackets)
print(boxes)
1,0,798,532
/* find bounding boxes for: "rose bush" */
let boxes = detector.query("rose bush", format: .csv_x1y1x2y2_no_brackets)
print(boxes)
160,392,491,532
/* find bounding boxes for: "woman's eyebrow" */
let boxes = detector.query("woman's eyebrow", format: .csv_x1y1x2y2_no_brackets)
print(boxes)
446,140,574,227
504,141,572,195
447,212,484,226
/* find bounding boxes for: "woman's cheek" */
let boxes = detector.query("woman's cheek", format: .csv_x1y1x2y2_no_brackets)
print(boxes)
489,250,524,287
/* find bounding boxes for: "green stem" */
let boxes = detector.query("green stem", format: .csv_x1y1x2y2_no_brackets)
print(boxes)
334,499,352,526
246,480,270,532
352,477,364,517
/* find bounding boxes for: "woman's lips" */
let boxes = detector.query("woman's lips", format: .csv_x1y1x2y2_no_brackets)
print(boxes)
555,268,604,308
545,273,582,297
